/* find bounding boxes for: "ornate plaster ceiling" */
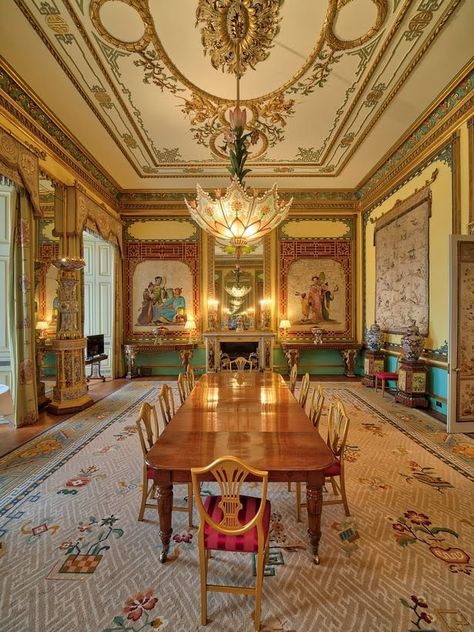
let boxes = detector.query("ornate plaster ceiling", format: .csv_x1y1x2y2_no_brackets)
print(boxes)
0,0,472,191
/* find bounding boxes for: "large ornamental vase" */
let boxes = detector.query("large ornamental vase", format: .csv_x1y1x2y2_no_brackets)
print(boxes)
366,322,384,351
401,321,425,363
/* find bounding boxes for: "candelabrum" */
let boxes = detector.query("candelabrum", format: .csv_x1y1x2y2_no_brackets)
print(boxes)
260,299,271,330
207,299,219,331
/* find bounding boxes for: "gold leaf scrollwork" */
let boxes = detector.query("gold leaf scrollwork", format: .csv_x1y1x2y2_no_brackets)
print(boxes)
195,0,283,74
325,0,388,51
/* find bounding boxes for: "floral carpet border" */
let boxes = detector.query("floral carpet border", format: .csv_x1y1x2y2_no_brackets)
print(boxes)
336,387,474,481
0,386,157,516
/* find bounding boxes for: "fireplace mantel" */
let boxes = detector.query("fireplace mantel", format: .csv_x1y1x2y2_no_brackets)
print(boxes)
203,330,275,372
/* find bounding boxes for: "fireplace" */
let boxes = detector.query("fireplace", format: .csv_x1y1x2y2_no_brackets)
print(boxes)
203,331,275,372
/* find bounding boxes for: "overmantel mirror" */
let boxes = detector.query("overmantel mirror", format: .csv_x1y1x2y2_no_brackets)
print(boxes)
207,235,271,332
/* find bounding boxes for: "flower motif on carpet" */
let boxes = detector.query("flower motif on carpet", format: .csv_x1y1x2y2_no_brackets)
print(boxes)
48,514,124,580
172,531,193,544
400,595,437,631
15,436,63,460
20,517,60,544
390,511,472,574
400,462,454,493
362,423,386,437
101,589,166,631
261,616,296,632
358,476,392,491
57,465,106,496
344,444,361,462
113,425,139,441
269,511,288,546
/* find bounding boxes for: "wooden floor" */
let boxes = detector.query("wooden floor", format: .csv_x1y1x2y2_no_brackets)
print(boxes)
0,379,128,459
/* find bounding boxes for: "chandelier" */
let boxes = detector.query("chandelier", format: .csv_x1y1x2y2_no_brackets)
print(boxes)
185,3,292,265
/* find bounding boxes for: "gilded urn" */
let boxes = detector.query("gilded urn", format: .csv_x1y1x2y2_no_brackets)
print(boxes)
366,322,384,351
401,321,425,362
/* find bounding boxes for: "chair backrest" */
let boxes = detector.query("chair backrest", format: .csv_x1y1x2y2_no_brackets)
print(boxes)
289,363,298,394
136,402,160,456
177,372,189,405
327,400,350,457
186,365,195,390
309,384,325,429
220,353,232,370
191,456,268,537
232,356,252,371
298,372,310,408
158,383,175,426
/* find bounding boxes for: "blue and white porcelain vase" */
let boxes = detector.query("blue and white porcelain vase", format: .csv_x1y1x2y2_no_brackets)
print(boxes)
401,321,425,362
366,322,384,352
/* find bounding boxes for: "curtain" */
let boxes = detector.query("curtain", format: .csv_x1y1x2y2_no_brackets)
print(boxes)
112,245,125,377
8,186,38,426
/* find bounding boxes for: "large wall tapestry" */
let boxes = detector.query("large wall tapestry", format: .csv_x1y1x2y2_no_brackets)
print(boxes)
374,189,431,335
279,240,354,341
457,240,474,421
124,241,200,341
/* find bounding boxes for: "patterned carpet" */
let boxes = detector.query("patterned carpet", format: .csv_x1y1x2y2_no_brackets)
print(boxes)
0,381,472,632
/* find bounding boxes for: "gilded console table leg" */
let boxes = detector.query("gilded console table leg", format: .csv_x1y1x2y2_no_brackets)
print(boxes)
179,349,193,371
341,349,358,377
124,344,137,379
284,349,300,370
156,479,173,563
306,472,324,564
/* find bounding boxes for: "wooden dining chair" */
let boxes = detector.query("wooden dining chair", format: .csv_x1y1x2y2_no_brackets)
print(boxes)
232,356,252,371
298,372,310,409
289,363,298,394
158,383,175,426
177,372,190,405
191,456,270,631
186,364,196,391
295,399,351,521
308,384,325,429
136,402,160,522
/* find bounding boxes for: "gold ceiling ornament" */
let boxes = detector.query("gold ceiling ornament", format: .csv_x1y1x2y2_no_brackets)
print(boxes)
196,0,283,75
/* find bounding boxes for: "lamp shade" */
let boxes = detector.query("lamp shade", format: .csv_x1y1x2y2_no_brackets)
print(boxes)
36,321,49,331
279,319,291,330
185,319,196,331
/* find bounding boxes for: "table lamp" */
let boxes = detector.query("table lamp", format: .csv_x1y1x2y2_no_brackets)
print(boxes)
279,319,291,338
35,320,49,340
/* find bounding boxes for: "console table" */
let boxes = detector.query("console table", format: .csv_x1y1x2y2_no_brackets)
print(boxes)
123,342,197,379
85,353,108,382
281,342,362,377
203,330,275,372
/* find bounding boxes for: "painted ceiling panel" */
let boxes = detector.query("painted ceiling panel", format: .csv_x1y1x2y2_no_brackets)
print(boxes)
0,0,472,190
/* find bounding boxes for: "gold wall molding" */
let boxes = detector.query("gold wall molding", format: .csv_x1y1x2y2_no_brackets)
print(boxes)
469,116,474,231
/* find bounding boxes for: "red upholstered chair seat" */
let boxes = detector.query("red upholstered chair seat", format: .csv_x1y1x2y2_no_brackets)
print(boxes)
375,371,398,380
146,466,155,479
203,495,271,552
323,457,341,478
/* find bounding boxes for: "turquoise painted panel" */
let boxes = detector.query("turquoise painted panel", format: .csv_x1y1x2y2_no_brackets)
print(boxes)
134,348,206,376
427,366,448,417
273,348,347,376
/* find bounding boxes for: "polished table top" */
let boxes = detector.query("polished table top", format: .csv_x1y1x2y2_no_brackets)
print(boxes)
146,371,334,477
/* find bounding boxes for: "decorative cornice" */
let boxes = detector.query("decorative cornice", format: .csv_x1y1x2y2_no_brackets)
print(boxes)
0,58,120,203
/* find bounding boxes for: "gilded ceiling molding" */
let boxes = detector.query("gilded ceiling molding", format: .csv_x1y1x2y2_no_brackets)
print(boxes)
357,70,473,205
333,0,465,177
0,127,41,215
325,0,388,50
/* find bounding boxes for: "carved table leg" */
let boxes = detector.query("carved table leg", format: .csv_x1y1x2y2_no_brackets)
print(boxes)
307,471,324,564
284,349,300,370
341,349,358,377
179,349,193,371
156,481,173,563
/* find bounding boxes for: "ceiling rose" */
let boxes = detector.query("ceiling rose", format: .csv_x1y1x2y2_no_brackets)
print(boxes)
196,0,283,75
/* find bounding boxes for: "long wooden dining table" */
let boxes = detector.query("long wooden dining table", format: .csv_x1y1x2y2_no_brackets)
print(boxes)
146,371,334,563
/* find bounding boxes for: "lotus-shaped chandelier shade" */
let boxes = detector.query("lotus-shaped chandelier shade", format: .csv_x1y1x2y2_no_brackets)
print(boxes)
185,177,291,254
224,283,252,298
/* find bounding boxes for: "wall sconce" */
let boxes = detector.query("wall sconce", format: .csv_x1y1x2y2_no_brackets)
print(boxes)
259,299,271,330
35,320,49,341
279,319,291,339
207,299,219,331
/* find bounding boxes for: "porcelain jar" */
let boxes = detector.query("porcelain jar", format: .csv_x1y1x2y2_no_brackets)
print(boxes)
401,321,425,362
366,322,384,351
